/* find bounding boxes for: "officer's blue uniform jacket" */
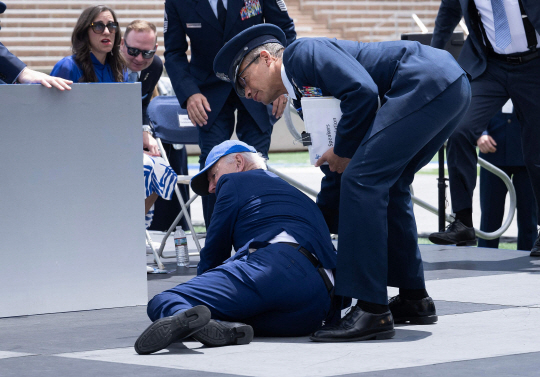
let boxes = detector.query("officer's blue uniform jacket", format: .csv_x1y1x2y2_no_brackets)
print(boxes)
283,39,465,159
164,0,296,132
197,168,336,275
0,42,26,84
280,37,470,304
431,0,540,80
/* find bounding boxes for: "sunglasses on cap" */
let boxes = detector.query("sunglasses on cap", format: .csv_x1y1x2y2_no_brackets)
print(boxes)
90,21,119,34
235,55,260,97
124,40,156,59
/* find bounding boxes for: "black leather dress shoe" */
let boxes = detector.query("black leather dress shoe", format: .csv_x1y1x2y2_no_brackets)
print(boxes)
193,320,254,347
531,234,540,257
389,295,438,324
310,305,394,342
429,220,477,246
135,305,211,355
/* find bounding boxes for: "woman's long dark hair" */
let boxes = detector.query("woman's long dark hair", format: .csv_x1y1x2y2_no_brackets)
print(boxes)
71,5,125,82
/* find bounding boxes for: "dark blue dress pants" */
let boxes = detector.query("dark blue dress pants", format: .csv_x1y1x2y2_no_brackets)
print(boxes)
446,56,540,227
147,243,332,336
334,75,471,304
479,166,538,250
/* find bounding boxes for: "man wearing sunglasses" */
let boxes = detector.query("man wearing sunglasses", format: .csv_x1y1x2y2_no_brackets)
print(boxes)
121,20,160,144
0,1,72,89
163,0,296,229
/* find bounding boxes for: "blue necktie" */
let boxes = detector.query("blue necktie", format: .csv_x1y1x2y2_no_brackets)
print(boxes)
491,0,512,49
128,71,138,83
217,0,227,30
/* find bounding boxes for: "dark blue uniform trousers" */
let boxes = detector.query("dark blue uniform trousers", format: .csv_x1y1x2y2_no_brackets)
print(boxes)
198,92,273,228
479,166,538,250
447,56,540,225
334,75,471,304
147,243,332,337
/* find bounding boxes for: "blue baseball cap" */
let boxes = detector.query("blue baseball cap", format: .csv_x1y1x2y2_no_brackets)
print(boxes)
213,24,286,97
0,2,6,14
191,140,257,196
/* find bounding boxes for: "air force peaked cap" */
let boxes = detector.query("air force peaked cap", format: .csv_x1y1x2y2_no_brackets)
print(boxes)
191,140,257,196
213,24,286,96
0,2,7,14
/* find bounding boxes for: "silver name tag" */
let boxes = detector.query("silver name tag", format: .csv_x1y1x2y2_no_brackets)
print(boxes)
186,23,202,28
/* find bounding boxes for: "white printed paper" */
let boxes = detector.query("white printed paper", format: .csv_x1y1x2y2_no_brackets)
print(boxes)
178,113,195,127
301,97,342,165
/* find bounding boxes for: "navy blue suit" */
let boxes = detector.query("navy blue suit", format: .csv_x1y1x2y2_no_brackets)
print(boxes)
147,169,336,336
432,0,540,228
479,110,537,250
0,42,26,84
163,0,296,227
140,55,163,126
283,38,471,304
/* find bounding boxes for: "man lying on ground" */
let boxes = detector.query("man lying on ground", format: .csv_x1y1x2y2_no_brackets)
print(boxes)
135,140,338,354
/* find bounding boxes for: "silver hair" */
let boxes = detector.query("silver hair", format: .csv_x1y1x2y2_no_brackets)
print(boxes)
243,42,284,64
223,152,267,170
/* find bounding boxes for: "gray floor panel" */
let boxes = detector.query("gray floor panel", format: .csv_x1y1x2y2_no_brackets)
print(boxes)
433,300,514,316
0,355,243,377
0,307,147,354
334,351,540,377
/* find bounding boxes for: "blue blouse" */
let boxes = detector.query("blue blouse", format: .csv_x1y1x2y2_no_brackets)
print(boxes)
50,53,127,82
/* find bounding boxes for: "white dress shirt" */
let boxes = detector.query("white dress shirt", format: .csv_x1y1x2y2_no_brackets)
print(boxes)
475,0,540,54
281,63,297,100
208,0,228,18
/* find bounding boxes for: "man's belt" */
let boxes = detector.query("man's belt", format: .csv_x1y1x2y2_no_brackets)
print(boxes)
279,242,334,293
488,49,539,65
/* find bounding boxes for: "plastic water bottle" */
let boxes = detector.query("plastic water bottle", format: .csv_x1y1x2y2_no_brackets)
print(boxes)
174,226,189,267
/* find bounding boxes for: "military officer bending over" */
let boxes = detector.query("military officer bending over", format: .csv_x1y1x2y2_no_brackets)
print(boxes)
135,140,337,355
214,24,472,342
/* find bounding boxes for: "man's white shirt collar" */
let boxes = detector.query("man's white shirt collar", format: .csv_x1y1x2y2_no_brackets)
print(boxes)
280,63,296,100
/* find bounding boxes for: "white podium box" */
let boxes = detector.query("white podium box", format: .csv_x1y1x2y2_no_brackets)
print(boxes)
300,97,342,165
0,84,148,318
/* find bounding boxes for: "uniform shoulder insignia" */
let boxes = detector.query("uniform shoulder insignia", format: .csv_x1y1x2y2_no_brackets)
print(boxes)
216,72,231,82
276,0,287,11
163,10,168,33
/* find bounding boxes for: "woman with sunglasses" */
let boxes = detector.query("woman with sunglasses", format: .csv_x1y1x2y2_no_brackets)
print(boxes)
50,5,127,82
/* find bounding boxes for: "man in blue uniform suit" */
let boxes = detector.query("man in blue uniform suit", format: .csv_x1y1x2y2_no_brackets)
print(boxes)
163,0,296,228
428,0,540,257
478,103,537,251
134,140,337,354
214,24,471,341
0,2,71,89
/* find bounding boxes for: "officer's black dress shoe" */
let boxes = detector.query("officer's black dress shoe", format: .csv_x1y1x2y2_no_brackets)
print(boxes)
192,319,254,347
531,234,540,257
429,219,477,246
389,295,438,324
309,305,394,342
135,305,211,355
